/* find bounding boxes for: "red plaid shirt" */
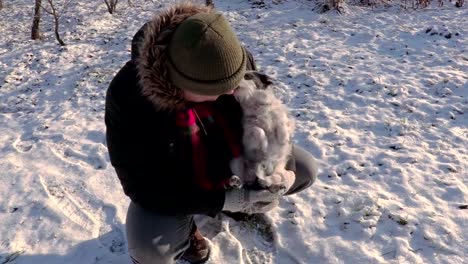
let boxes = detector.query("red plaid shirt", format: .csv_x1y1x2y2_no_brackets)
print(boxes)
175,101,242,191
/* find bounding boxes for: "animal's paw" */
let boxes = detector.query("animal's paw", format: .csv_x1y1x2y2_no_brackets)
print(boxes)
228,175,243,188
259,170,296,194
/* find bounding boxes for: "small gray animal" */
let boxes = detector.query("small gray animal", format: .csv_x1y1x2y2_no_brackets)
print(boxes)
230,72,295,192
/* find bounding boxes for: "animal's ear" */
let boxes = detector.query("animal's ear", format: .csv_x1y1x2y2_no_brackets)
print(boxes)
244,71,274,90
234,79,255,101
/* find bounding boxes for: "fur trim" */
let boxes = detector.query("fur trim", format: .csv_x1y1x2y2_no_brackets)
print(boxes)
137,3,214,112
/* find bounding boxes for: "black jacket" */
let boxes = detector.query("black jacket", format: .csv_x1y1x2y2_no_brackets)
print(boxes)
106,62,249,216
105,4,262,216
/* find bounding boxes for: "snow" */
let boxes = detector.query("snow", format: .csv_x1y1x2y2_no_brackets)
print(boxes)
0,0,467,263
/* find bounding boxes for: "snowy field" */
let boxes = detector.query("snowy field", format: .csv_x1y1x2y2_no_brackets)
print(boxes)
0,0,467,263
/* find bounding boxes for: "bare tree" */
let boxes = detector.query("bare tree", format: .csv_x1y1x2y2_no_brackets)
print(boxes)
32,0,42,40
41,0,73,46
103,0,118,14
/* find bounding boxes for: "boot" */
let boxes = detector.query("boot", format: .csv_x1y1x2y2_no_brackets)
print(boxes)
181,226,210,264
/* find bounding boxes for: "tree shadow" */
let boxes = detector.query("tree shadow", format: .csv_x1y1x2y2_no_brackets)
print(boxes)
1,203,131,264
0,230,131,264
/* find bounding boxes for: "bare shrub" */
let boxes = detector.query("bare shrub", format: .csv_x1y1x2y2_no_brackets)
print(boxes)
324,0,345,12
415,0,430,7
41,0,73,46
104,0,118,14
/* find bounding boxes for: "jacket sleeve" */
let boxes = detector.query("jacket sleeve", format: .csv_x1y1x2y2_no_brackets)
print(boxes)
244,47,257,71
105,62,225,217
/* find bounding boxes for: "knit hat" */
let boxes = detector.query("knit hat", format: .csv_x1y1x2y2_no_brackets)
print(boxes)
167,12,246,95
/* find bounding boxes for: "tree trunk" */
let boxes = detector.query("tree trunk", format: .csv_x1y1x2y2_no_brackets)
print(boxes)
32,0,42,40
0,0,4,10
53,15,65,46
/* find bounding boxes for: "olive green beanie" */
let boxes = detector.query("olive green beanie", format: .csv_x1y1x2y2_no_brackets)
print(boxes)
167,12,246,95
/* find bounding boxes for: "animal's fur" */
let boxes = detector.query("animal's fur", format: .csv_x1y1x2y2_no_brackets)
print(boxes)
230,73,295,191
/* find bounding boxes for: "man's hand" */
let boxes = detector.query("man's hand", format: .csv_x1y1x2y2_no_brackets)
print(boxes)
223,188,281,213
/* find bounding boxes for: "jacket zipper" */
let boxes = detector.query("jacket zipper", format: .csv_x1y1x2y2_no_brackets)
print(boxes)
192,108,208,136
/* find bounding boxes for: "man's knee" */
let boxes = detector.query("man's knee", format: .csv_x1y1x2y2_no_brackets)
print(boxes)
285,146,318,195
126,203,192,264
306,157,318,185
301,155,318,191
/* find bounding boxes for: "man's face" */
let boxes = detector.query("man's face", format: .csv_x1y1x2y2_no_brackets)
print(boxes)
183,88,235,102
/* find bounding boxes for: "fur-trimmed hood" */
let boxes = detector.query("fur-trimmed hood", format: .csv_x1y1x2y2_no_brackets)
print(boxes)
133,3,273,112
135,3,214,112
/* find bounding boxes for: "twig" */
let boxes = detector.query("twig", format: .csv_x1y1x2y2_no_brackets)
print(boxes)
40,2,53,15
59,0,74,17
381,249,397,258
0,250,25,264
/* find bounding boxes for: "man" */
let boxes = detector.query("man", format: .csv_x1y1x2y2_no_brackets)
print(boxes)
105,3,317,264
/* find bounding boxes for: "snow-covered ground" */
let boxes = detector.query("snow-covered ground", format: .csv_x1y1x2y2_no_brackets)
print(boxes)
0,1,466,263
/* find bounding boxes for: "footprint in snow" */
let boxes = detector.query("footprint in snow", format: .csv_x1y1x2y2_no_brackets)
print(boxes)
63,146,107,170
86,130,106,145
332,191,383,229
12,135,38,153
195,212,276,263
39,175,99,236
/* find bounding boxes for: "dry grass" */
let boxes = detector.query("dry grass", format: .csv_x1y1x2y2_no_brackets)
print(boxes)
293,0,464,13
455,0,464,7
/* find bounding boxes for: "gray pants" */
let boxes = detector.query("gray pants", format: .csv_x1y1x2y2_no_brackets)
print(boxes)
126,146,317,264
